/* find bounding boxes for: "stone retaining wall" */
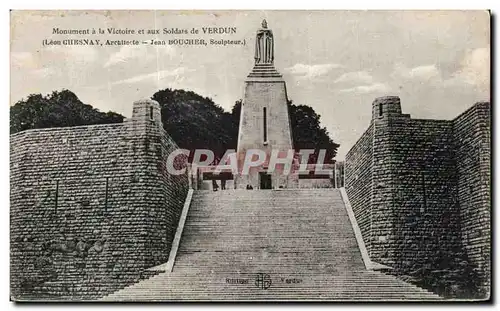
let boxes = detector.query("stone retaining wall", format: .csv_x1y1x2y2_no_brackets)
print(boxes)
345,97,490,298
10,100,188,300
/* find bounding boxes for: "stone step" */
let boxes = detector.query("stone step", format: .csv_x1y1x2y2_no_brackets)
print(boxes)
248,69,282,73
248,72,282,76
249,68,281,72
106,280,436,291
121,288,432,295
105,288,440,300
247,74,283,78
251,67,277,71
192,190,341,194
247,72,282,76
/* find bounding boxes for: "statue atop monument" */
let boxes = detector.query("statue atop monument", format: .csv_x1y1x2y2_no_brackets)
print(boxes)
254,19,274,65
247,19,282,80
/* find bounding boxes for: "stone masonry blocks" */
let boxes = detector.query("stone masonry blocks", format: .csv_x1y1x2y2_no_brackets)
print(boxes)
345,96,490,297
10,99,189,300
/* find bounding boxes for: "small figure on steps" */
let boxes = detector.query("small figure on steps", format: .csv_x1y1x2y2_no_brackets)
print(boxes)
221,175,226,190
212,179,219,191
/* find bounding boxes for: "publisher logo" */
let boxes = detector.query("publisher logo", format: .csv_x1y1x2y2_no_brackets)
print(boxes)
255,273,272,290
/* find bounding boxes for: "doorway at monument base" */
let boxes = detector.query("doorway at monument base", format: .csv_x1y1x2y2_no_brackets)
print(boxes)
233,168,299,189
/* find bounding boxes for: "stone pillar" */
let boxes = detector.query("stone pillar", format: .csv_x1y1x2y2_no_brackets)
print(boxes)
234,22,297,189
371,96,403,121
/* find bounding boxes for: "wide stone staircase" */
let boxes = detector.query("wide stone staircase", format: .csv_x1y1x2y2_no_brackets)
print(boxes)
103,189,441,301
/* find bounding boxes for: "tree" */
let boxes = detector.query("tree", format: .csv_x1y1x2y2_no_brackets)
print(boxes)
151,88,234,161
288,101,340,163
10,89,124,134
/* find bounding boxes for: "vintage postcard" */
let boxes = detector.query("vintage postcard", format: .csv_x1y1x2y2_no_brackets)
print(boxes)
10,10,491,301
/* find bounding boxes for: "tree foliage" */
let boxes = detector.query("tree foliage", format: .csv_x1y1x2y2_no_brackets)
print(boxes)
10,90,124,134
151,88,234,160
288,101,339,163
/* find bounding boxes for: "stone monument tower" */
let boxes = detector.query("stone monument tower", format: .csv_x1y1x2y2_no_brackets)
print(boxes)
235,20,297,189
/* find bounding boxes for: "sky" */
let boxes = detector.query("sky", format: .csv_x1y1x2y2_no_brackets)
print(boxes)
10,10,490,159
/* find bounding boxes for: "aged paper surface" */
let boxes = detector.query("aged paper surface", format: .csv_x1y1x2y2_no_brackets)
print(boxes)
10,10,490,302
